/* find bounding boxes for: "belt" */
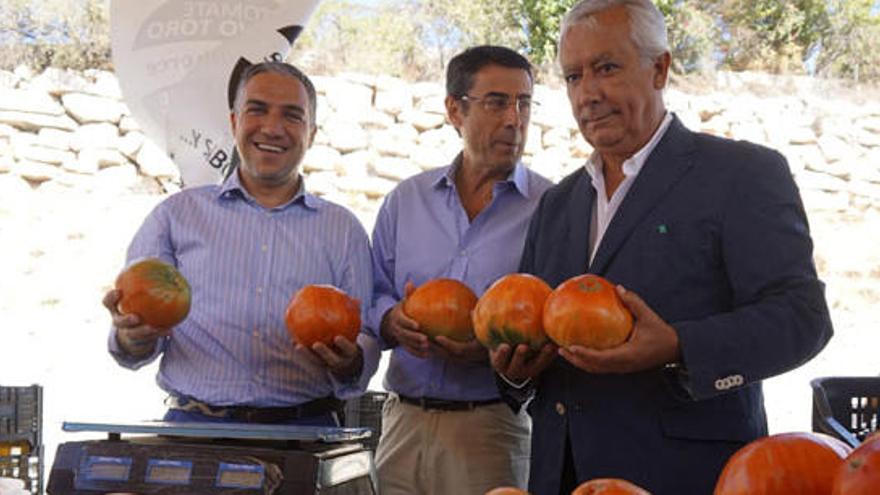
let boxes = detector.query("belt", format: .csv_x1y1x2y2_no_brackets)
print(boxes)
167,394,344,423
397,394,503,411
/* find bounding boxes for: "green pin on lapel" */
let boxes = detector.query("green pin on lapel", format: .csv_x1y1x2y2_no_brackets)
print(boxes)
657,224,668,234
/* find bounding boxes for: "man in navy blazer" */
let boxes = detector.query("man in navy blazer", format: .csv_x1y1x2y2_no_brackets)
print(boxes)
489,1,834,494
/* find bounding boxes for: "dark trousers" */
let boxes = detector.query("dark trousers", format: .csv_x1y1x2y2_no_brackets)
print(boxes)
559,434,577,495
163,408,340,427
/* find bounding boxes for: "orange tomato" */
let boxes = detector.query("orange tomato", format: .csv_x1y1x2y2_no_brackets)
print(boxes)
543,274,632,349
832,434,880,494
472,273,552,351
714,432,847,495
115,257,191,329
404,278,478,342
285,285,360,347
571,478,650,494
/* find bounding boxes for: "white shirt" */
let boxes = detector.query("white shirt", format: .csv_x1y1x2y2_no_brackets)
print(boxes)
584,112,674,264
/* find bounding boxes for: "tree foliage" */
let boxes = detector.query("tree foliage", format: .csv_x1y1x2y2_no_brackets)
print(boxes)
520,0,577,68
0,0,110,71
0,0,877,83
293,0,524,80
811,0,880,82
654,0,718,73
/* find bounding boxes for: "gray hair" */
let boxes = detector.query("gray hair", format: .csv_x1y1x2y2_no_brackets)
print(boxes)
560,0,669,62
231,61,317,128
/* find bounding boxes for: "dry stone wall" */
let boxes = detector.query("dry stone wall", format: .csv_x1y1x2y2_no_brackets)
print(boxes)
1,65,879,311
1,67,879,223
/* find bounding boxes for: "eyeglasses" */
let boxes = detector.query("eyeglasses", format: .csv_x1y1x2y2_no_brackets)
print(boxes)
458,94,537,116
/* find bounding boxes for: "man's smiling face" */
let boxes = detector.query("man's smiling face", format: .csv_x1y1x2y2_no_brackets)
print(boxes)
230,71,315,192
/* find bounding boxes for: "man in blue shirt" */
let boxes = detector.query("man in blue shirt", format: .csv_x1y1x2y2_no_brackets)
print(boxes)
102,62,378,427
368,46,553,495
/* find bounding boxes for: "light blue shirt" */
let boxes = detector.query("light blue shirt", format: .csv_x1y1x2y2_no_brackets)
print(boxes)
368,156,552,401
108,171,378,407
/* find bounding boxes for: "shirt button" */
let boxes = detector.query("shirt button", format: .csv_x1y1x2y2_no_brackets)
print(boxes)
555,402,566,416
256,287,263,294
261,245,268,252
459,249,466,256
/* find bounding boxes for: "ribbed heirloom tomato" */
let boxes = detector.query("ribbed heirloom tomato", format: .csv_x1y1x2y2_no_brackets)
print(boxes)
543,274,632,349
115,257,191,329
484,487,529,495
714,432,850,495
832,434,880,494
403,278,478,342
285,285,361,347
571,478,650,495
472,273,552,351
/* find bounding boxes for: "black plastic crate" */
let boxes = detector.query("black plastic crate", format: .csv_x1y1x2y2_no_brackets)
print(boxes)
1,385,43,494
811,376,880,448
0,449,43,494
344,391,388,452
0,385,42,449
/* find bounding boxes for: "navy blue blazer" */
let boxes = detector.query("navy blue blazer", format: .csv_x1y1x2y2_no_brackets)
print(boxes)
515,116,833,495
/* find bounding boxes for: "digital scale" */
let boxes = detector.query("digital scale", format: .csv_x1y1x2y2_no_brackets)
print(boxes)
47,421,377,494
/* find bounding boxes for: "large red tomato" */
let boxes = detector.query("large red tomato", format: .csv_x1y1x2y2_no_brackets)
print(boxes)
484,487,529,495
115,257,191,329
714,432,848,495
403,278,477,342
285,285,361,347
832,434,880,494
543,274,632,349
472,273,552,351
571,478,650,494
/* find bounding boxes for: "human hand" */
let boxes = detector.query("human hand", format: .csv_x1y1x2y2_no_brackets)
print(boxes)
300,336,364,380
489,342,558,384
103,289,170,357
380,282,430,358
432,336,487,363
559,285,681,373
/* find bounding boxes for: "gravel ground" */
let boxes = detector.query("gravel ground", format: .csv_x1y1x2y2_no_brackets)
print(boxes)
1,184,877,481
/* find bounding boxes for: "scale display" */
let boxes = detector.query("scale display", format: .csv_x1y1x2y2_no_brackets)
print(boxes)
216,462,264,489
145,459,193,485
82,456,131,481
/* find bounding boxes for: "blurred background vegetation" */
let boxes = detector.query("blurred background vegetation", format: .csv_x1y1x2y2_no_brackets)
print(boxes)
0,0,877,83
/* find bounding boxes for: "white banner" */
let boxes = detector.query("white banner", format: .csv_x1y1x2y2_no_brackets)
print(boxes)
110,0,321,186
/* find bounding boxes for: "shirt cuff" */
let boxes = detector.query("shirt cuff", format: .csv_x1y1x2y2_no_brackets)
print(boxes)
329,332,380,400
107,327,164,370
367,296,398,350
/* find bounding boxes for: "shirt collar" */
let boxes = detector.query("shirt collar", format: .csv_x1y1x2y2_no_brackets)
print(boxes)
217,170,320,211
433,152,531,198
584,111,674,182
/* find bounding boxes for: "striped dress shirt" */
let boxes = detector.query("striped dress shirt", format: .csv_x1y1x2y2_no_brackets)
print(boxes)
108,171,378,407
368,158,552,401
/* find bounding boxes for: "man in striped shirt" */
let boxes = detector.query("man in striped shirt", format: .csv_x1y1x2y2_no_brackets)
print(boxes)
368,46,553,495
102,62,378,427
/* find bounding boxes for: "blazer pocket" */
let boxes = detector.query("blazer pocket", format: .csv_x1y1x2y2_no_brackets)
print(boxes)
660,392,763,443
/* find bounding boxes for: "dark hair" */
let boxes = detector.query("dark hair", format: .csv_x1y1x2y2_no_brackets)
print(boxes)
446,45,533,98
232,61,317,126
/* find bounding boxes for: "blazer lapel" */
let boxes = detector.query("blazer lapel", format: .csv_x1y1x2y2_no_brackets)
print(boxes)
589,116,697,274
561,169,594,282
